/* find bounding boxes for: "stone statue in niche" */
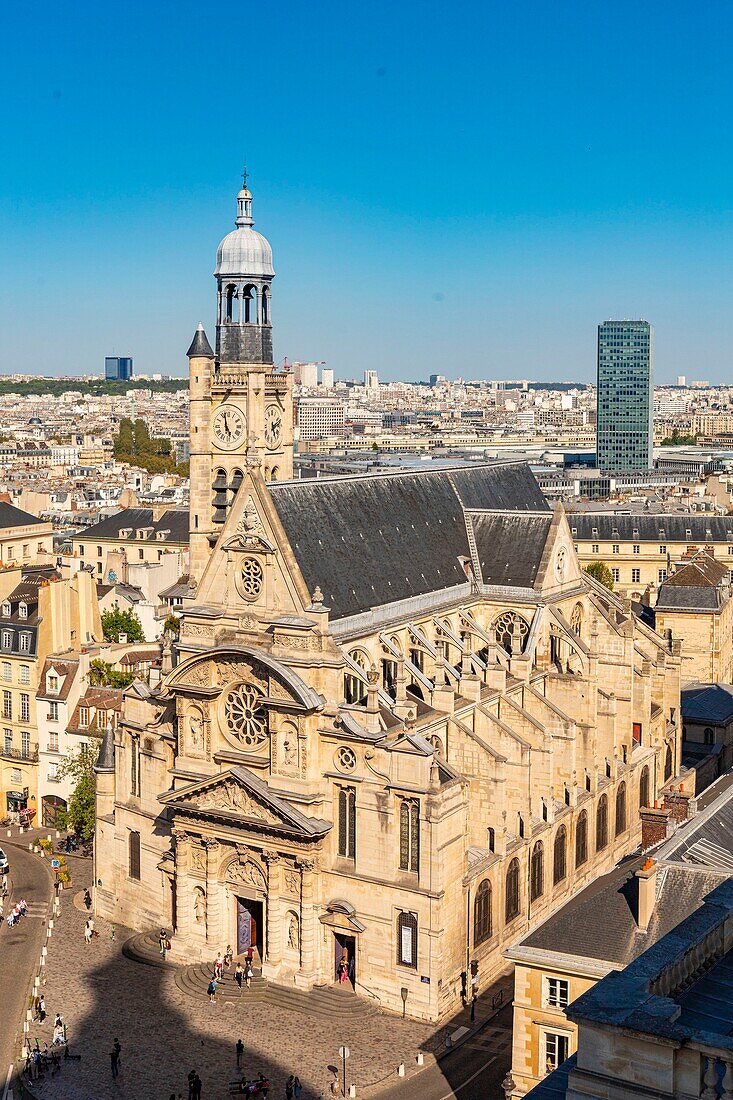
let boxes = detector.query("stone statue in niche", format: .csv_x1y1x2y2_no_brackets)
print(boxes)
188,709,205,755
193,887,206,923
288,914,299,952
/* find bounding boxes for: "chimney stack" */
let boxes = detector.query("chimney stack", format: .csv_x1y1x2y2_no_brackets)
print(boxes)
636,857,658,932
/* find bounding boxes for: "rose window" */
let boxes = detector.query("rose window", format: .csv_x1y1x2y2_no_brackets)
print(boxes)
335,746,356,772
224,683,268,747
241,557,263,600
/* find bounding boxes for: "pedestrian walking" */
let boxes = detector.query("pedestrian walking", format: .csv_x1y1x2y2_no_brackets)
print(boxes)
245,962,253,989
235,962,244,991
53,878,60,897
286,1075,295,1100
207,977,217,1002
113,1038,122,1066
84,921,93,945
214,952,223,980
111,923,117,941
236,1039,244,1069
193,1073,202,1100
224,944,233,969
188,1069,197,1100
83,888,92,910
110,1046,120,1079
294,1077,302,1099
36,994,46,1023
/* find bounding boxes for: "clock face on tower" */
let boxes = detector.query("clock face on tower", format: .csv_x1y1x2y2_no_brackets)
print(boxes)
264,404,283,449
213,404,246,449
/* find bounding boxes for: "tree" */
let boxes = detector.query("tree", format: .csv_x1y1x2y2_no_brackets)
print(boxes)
660,428,697,446
584,561,615,591
56,744,99,841
163,613,180,635
87,658,134,688
101,605,145,643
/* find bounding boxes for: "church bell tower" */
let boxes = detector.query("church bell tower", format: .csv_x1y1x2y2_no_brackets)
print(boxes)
187,174,294,583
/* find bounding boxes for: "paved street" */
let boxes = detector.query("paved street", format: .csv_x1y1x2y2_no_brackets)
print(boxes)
8,843,513,1100
0,836,53,1093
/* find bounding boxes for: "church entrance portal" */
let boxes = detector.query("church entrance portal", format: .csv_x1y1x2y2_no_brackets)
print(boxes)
334,932,356,988
236,897,263,957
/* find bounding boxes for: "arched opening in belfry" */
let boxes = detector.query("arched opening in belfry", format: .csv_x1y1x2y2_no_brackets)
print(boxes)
243,284,259,324
262,286,270,325
225,284,238,323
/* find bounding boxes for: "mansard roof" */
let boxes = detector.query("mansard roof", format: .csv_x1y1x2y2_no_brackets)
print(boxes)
76,508,189,543
268,463,549,620
569,513,733,542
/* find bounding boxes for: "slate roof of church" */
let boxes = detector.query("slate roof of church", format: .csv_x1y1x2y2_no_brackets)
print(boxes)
472,512,553,588
268,463,549,620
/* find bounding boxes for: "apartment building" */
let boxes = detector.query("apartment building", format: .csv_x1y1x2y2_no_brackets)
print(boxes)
0,566,101,818
71,507,188,579
570,514,733,599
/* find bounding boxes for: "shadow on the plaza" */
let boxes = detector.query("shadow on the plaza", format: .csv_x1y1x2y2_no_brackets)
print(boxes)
20,853,512,1100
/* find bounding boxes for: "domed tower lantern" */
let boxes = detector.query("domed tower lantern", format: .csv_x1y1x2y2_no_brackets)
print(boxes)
215,168,274,366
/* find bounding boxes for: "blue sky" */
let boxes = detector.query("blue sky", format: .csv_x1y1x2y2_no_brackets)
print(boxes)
2,0,733,382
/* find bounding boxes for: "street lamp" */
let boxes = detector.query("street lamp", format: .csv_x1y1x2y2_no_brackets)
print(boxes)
338,1046,350,1096
400,987,408,1019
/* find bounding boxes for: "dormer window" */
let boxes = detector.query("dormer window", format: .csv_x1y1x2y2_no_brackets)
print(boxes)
156,530,170,541
118,528,132,538
1,603,10,618
48,674,59,693
18,602,27,620
79,706,89,729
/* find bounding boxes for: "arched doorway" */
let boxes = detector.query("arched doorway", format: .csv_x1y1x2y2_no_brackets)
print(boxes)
42,794,67,827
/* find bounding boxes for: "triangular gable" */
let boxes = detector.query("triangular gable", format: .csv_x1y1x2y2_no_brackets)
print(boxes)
160,766,330,837
534,506,584,596
189,465,313,617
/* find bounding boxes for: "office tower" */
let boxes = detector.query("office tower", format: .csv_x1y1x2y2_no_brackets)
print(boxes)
677,375,686,387
294,362,319,388
320,368,334,389
105,356,133,381
596,320,653,472
364,369,379,390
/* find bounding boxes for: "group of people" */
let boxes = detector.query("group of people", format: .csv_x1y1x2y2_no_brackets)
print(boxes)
84,916,99,944
185,1068,203,1098
5,896,29,926
207,945,255,1000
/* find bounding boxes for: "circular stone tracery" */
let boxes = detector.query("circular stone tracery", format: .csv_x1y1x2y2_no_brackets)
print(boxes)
223,682,268,747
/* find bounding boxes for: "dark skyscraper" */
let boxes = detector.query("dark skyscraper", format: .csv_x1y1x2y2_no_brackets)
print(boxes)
105,356,133,381
596,320,652,472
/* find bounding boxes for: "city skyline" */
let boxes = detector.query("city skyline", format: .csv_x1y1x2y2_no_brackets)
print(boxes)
4,2,733,381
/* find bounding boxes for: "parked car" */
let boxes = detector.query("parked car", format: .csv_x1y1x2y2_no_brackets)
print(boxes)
0,847,9,876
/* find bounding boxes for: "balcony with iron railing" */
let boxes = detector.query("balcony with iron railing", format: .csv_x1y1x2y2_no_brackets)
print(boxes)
0,743,39,763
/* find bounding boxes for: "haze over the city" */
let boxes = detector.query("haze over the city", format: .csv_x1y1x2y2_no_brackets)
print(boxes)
3,0,733,382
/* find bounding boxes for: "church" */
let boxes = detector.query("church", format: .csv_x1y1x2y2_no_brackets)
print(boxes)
94,179,682,1021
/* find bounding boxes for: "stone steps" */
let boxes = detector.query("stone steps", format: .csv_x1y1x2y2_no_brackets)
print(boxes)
124,931,377,1019
122,929,179,969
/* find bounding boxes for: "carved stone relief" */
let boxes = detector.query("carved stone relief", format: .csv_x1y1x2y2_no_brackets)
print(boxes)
190,846,206,874
188,781,278,824
225,858,267,891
